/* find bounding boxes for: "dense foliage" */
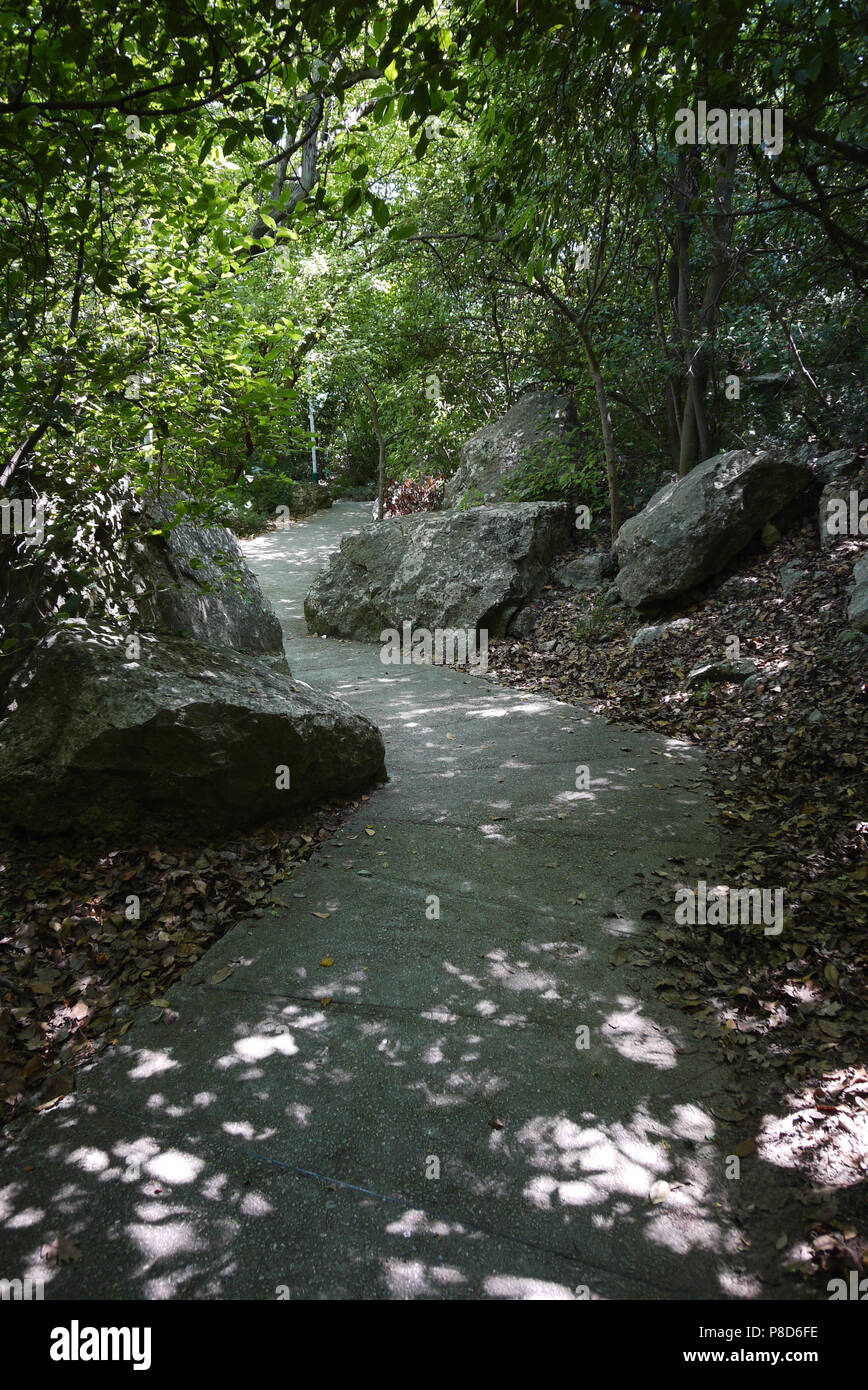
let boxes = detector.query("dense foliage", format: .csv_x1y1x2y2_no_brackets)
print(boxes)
1,0,865,577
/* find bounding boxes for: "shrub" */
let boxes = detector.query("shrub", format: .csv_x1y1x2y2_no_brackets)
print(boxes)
380,475,445,517
502,439,608,512
217,471,297,535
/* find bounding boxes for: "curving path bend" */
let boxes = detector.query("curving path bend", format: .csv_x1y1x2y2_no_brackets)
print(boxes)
1,501,774,1301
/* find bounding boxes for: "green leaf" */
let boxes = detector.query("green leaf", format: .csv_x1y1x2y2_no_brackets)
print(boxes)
369,195,390,228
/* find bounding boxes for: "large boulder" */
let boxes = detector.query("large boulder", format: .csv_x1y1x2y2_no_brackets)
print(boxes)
126,494,285,660
304,502,572,639
848,554,868,633
442,393,579,508
615,449,812,610
0,485,286,667
0,622,386,838
815,449,860,486
819,481,867,550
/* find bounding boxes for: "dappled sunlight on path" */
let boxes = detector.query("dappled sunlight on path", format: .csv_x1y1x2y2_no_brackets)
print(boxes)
0,502,799,1300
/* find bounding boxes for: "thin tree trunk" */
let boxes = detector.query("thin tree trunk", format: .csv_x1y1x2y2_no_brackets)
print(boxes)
490,292,513,407
578,326,621,539
526,272,621,537
360,380,386,520
689,143,738,462
650,246,681,467
739,266,829,407
671,143,705,476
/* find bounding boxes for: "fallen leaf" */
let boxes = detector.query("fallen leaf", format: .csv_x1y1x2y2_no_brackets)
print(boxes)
34,1095,63,1112
711,1105,747,1123
210,966,235,984
320,957,334,968
43,1235,82,1265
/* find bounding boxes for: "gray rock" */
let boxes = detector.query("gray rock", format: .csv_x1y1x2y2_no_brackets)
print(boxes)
442,393,579,508
629,618,693,650
507,606,539,638
819,483,867,549
0,483,286,669
848,554,868,633
779,561,805,595
0,622,386,838
686,658,758,688
614,449,813,610
716,574,762,601
555,550,617,591
304,502,572,640
815,449,860,485
127,494,285,662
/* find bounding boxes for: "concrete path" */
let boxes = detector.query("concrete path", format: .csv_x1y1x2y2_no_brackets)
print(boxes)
1,502,762,1301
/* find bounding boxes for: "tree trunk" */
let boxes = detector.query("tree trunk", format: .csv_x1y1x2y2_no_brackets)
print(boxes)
360,380,386,520
578,326,621,539
675,128,738,474
673,146,700,476
490,292,514,407
650,245,682,467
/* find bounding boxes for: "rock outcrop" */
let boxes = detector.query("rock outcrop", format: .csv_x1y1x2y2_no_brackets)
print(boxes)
0,484,286,668
819,482,867,550
304,502,572,639
848,554,868,633
815,449,860,486
0,622,386,838
126,494,285,662
615,449,813,610
442,393,579,508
